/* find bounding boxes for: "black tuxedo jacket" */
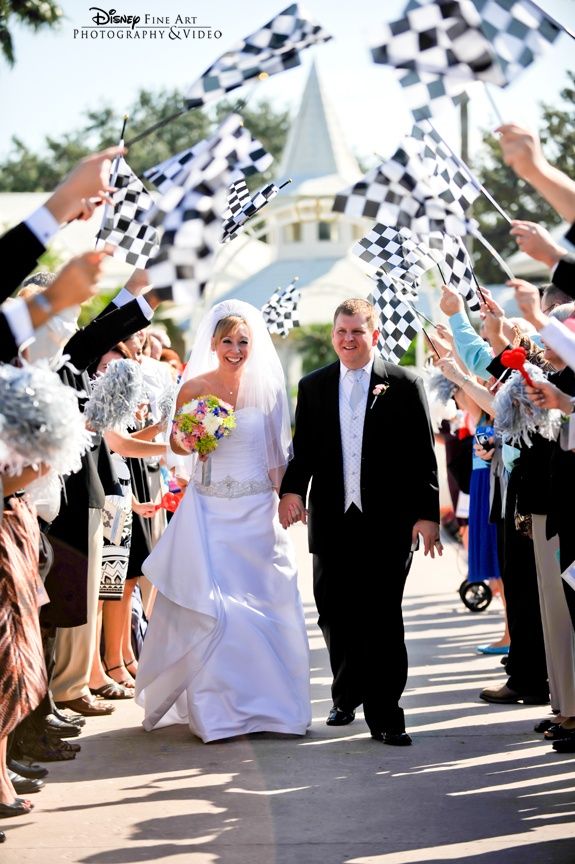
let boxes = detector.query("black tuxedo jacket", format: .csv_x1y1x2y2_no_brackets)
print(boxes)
0,311,19,362
552,222,575,295
0,221,46,302
280,356,440,555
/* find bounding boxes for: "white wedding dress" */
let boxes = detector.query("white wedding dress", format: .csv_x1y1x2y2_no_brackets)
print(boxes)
135,408,311,742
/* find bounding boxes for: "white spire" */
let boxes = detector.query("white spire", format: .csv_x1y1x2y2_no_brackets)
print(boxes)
278,61,361,196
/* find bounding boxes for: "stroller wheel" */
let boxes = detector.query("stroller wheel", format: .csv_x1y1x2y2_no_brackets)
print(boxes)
459,579,492,612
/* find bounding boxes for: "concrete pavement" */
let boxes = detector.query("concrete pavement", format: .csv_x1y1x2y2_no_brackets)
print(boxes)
3,526,575,864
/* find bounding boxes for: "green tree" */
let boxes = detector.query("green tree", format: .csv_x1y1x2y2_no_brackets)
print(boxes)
472,71,575,283
0,88,289,191
0,0,62,66
292,324,335,374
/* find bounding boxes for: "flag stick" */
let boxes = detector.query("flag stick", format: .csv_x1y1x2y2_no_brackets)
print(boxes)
279,178,292,190
422,327,441,359
427,121,513,225
483,83,504,125
96,114,128,247
436,263,447,285
472,227,515,280
414,308,437,329
472,271,488,304
523,0,575,40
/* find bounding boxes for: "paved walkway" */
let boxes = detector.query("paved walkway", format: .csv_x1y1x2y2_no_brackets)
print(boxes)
4,527,575,864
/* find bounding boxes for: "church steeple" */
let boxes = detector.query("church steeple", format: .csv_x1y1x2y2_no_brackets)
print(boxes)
278,61,361,196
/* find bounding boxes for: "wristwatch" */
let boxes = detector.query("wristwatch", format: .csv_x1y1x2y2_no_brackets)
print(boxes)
30,292,53,314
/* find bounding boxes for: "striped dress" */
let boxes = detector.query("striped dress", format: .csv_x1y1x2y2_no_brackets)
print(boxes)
0,495,48,737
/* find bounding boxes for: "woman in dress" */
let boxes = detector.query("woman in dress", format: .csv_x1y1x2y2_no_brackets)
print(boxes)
136,300,311,742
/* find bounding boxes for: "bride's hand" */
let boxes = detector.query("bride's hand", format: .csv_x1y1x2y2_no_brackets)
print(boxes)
198,453,209,462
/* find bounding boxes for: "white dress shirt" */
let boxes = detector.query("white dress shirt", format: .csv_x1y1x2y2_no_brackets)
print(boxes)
339,357,373,512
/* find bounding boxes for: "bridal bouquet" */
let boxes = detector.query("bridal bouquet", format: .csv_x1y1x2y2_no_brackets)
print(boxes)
172,396,236,456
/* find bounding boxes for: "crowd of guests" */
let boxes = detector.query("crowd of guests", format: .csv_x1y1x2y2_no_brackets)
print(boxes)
0,148,184,838
430,123,575,755
2,123,575,843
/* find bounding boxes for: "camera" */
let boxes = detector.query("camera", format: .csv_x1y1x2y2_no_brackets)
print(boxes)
475,425,495,452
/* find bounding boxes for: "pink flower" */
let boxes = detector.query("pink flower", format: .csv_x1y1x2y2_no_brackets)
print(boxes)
370,383,389,409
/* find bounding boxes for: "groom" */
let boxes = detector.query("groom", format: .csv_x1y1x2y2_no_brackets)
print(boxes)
279,298,441,745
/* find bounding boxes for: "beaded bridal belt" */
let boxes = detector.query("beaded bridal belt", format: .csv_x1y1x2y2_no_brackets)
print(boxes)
193,475,273,499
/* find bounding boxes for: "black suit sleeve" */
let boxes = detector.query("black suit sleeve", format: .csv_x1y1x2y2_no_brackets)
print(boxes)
407,375,441,524
63,299,150,372
280,378,314,501
0,222,46,301
0,311,20,362
552,253,575,296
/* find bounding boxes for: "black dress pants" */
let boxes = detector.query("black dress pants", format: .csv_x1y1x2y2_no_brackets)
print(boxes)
312,505,413,734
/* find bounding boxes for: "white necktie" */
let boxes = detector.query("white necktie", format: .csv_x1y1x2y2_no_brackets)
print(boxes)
349,370,364,411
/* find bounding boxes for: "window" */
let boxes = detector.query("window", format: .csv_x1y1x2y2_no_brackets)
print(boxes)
318,222,331,241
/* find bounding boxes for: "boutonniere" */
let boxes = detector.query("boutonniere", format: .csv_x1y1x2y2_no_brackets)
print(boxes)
370,383,389,409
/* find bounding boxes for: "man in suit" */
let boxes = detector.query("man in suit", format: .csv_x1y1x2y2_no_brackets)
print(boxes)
279,298,441,746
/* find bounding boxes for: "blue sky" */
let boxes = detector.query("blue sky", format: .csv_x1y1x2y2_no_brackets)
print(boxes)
0,0,574,173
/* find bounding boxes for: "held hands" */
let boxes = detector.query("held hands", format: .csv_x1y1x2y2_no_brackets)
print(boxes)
412,520,443,558
132,499,156,518
279,493,307,529
46,145,126,224
496,124,546,183
508,278,547,329
439,284,464,317
510,220,567,268
525,380,573,413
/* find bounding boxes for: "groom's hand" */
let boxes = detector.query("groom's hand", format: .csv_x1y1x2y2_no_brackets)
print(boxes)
279,493,307,529
412,520,443,558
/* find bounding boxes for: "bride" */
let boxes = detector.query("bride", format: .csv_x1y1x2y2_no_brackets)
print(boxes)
135,300,311,742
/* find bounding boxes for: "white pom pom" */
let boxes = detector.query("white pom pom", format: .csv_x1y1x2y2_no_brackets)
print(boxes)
494,363,563,447
84,359,145,433
0,361,93,476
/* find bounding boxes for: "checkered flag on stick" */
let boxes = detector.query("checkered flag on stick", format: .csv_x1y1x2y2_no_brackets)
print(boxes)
185,4,332,109
261,277,301,337
145,130,272,197
221,180,286,243
144,115,273,306
411,121,480,213
96,157,159,268
334,141,471,235
353,223,443,287
225,178,252,220
368,272,422,365
371,0,560,119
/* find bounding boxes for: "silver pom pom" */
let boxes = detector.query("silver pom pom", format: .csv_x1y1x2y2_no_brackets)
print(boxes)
157,382,178,423
494,363,563,447
0,361,92,476
84,359,145,433
428,372,460,405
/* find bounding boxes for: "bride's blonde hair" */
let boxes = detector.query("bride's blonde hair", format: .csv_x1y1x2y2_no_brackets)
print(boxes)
212,315,250,343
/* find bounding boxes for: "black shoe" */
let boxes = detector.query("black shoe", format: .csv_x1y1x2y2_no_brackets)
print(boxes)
534,717,558,733
371,730,412,746
326,706,355,726
552,733,575,753
44,714,82,739
7,770,45,795
8,758,49,780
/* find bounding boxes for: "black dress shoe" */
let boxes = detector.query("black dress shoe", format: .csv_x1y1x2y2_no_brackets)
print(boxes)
7,770,45,794
8,758,49,780
553,736,575,753
534,717,557,733
371,730,413,746
44,714,82,738
326,707,355,726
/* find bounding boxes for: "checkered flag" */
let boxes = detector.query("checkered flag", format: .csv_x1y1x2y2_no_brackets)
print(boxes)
225,178,252,220
145,129,272,197
221,181,280,243
368,272,422,364
334,141,471,236
411,121,480,213
472,0,561,84
261,277,301,337
185,4,332,109
144,115,272,306
96,157,159,268
425,232,480,310
353,224,443,287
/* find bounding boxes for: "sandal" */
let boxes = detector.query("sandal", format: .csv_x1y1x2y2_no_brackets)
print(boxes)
123,659,138,679
90,681,133,700
104,664,134,688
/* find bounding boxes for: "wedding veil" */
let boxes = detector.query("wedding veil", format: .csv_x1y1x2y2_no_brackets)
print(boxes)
173,299,292,484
